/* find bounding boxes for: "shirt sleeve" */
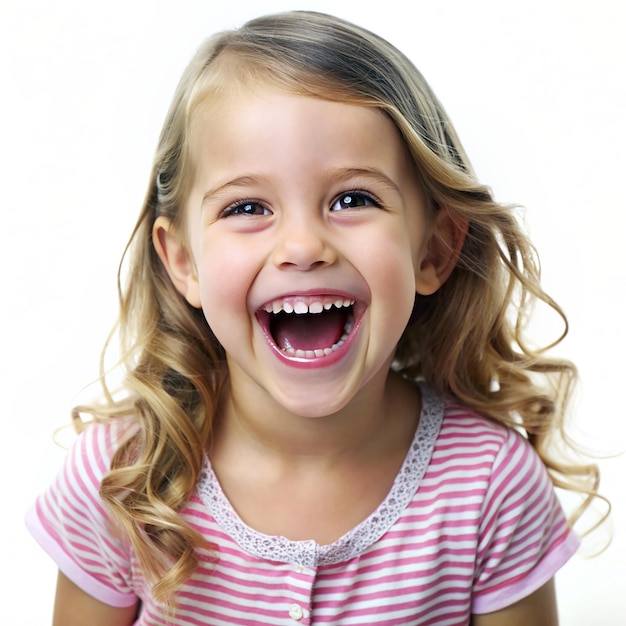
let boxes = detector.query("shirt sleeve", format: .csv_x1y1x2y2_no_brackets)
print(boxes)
471,427,580,614
25,420,138,608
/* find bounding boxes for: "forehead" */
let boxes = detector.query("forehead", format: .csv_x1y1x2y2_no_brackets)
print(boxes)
187,83,414,183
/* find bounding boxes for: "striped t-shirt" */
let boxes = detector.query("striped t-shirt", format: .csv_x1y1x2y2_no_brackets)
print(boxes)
26,385,579,625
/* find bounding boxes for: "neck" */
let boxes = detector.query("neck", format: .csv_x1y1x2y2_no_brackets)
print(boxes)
210,369,419,467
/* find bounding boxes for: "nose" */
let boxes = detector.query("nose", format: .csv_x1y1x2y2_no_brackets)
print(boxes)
270,214,337,271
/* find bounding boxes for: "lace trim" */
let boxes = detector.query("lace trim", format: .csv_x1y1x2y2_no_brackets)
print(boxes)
196,383,444,569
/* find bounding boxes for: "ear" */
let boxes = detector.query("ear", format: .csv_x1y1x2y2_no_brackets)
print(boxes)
152,216,201,308
415,208,468,296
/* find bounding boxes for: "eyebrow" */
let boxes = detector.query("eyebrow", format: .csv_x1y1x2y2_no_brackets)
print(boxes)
323,167,402,195
200,167,402,208
201,175,270,208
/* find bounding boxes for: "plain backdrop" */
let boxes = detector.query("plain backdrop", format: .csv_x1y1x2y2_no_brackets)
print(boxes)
1,0,624,624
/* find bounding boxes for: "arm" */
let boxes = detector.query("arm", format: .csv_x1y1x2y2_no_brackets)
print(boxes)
472,578,558,626
53,571,138,626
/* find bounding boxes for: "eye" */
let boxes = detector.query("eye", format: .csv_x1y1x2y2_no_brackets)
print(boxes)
222,200,271,217
330,191,380,211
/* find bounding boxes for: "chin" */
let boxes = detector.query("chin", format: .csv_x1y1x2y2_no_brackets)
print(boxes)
275,395,351,420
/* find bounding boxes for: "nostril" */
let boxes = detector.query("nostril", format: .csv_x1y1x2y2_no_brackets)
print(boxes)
272,233,335,270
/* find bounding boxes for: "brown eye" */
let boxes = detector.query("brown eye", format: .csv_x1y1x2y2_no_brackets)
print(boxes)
331,192,378,211
222,201,271,217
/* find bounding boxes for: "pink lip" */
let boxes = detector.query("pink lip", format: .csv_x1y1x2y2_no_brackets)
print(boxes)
255,290,365,370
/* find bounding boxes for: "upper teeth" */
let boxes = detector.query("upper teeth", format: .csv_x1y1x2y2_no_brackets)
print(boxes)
263,297,354,315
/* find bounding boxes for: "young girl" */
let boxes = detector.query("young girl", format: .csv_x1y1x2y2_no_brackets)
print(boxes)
27,10,600,625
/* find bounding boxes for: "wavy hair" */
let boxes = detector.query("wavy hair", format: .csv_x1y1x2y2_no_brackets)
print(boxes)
79,10,603,603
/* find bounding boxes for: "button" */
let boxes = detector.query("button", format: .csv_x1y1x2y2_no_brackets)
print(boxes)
289,604,304,621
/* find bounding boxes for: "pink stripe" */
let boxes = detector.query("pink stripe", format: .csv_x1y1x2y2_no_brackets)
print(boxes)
189,565,310,593
420,462,493,481
315,586,468,617
318,553,475,584
434,434,501,452
473,530,579,614
25,503,136,608
178,592,290,619
319,568,475,593
179,584,305,606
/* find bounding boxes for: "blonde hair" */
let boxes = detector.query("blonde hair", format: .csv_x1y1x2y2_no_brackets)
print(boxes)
81,10,603,603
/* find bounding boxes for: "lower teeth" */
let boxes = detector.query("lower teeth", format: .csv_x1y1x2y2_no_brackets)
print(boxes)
282,319,353,358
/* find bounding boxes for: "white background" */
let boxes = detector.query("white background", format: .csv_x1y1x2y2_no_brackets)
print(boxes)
1,0,624,624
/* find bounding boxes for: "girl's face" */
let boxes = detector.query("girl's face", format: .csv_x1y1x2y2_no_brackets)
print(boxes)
158,84,450,418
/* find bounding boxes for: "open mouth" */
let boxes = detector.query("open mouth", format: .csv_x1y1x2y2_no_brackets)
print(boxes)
256,295,356,359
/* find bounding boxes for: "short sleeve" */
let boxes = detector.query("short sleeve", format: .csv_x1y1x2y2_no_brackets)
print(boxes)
25,420,138,608
471,428,580,614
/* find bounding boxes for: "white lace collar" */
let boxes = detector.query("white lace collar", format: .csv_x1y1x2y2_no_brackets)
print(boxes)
196,383,443,568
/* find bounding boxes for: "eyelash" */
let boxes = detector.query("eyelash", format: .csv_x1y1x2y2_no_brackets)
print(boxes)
220,190,382,217
221,199,270,218
330,190,382,211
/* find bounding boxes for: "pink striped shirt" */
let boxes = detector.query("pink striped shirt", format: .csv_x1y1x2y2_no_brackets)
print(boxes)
26,385,579,624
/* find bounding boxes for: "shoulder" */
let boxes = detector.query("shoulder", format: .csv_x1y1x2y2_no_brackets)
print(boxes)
439,400,513,443
74,416,135,462
28,416,136,533
415,399,541,521
414,387,534,501
433,402,579,613
433,400,562,520
27,416,136,526
436,400,536,469
26,417,140,608
61,417,137,493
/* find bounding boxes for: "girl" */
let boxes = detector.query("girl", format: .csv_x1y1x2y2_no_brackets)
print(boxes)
27,10,601,625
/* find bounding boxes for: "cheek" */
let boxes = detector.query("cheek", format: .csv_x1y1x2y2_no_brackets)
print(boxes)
381,259,417,315
360,238,418,322
195,241,253,322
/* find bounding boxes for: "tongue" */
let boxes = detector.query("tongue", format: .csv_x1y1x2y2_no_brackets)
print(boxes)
271,309,347,351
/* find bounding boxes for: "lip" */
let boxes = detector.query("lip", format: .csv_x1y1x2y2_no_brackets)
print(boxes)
255,290,366,370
